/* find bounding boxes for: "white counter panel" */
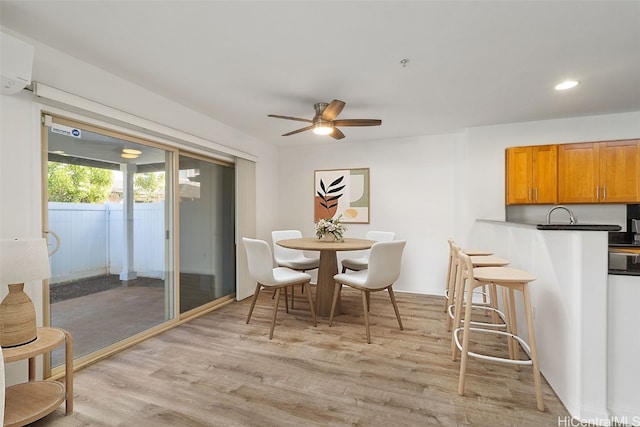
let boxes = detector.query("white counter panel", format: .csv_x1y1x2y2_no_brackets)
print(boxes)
470,220,610,422
608,274,640,422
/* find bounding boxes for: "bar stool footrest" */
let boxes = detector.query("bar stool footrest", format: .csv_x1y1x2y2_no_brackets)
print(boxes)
447,304,508,329
454,326,533,366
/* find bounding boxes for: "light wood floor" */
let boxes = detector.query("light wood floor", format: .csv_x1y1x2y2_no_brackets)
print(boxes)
32,287,569,426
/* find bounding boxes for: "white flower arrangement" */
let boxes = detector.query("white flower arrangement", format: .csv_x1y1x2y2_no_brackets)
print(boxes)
315,215,347,242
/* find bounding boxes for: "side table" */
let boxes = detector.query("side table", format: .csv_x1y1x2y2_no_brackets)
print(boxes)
2,327,73,427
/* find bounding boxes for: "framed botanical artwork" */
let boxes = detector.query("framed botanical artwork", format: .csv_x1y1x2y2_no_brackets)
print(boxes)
314,168,369,223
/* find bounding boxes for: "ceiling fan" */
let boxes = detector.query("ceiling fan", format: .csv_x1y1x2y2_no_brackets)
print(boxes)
268,99,381,140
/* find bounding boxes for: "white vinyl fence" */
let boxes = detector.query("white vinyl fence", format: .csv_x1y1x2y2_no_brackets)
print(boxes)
48,202,165,284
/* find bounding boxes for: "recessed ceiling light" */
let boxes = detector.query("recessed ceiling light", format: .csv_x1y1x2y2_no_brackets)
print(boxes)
555,80,579,91
121,153,139,159
122,148,142,155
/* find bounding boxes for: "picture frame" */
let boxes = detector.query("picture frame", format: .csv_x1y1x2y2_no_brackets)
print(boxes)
314,168,369,223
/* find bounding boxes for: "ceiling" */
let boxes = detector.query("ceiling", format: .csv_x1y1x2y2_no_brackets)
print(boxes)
2,1,639,147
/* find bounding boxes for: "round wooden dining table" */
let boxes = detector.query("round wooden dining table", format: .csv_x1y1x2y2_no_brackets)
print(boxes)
276,237,375,316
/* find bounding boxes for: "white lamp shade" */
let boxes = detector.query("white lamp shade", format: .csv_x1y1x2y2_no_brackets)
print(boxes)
0,238,51,285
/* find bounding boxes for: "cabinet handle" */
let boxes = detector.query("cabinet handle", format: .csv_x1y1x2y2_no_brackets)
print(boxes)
603,186,606,200
535,188,538,201
528,188,532,201
596,186,599,200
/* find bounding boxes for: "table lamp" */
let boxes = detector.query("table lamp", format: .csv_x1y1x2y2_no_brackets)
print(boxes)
0,238,51,347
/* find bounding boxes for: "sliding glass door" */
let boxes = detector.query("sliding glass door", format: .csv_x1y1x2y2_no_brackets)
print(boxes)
43,115,236,369
178,154,235,313
44,116,175,367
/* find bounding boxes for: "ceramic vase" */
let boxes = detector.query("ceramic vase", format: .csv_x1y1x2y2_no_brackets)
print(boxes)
0,283,37,347
322,233,337,242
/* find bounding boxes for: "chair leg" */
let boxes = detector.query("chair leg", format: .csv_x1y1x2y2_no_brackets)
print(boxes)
329,282,341,326
284,286,289,313
387,286,403,330
361,290,372,344
289,285,294,310
444,253,454,312
522,284,545,411
270,288,281,339
446,261,463,332
451,275,467,361
305,281,317,327
365,291,371,312
501,286,517,364
507,287,520,372
458,277,475,395
246,283,262,324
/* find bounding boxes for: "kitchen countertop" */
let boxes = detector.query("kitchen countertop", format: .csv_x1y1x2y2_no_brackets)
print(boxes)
536,223,622,231
476,219,622,231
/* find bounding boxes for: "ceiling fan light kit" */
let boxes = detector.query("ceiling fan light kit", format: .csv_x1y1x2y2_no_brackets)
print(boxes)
268,99,381,140
313,122,333,135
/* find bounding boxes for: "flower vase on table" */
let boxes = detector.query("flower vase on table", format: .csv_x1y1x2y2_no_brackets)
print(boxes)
322,234,337,242
315,215,347,242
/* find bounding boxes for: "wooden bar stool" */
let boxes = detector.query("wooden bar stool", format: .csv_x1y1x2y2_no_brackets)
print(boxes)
451,252,544,412
443,238,494,313
445,249,510,332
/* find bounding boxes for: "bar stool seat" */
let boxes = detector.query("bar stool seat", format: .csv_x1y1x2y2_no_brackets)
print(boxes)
463,249,494,256
468,255,509,267
452,259,544,412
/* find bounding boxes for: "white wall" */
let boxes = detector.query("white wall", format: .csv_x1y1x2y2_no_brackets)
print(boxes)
278,111,640,296
278,133,462,295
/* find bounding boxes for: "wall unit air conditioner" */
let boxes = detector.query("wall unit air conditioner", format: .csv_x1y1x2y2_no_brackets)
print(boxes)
1,31,34,95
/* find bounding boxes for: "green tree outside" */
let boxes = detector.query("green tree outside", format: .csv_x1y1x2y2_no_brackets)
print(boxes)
134,172,165,203
48,163,165,204
48,162,113,203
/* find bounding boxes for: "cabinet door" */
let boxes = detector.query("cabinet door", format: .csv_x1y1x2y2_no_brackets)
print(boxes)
506,146,533,204
599,140,640,203
532,145,558,204
558,142,600,203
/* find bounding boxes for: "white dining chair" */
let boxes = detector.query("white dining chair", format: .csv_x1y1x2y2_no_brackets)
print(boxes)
272,230,320,308
330,240,406,343
341,230,395,273
243,237,317,339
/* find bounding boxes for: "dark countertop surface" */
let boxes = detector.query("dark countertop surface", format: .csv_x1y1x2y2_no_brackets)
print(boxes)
536,223,622,231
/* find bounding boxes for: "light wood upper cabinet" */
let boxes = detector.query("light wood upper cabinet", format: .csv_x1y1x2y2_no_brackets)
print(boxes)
599,140,640,202
558,142,600,203
506,145,557,205
558,139,640,203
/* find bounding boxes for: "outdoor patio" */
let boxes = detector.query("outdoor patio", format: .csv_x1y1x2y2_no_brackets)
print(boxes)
50,275,165,366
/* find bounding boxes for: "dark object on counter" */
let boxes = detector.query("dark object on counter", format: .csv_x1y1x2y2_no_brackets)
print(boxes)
609,250,640,276
537,224,621,231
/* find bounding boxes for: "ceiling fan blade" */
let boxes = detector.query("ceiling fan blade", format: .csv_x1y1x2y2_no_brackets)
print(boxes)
268,114,313,123
331,128,346,140
282,125,314,136
321,100,346,121
332,119,382,127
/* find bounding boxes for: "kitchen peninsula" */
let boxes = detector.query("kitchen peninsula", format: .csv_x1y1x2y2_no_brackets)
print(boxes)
469,220,639,424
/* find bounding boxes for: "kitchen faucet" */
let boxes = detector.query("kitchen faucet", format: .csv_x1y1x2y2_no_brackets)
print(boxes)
546,205,577,225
